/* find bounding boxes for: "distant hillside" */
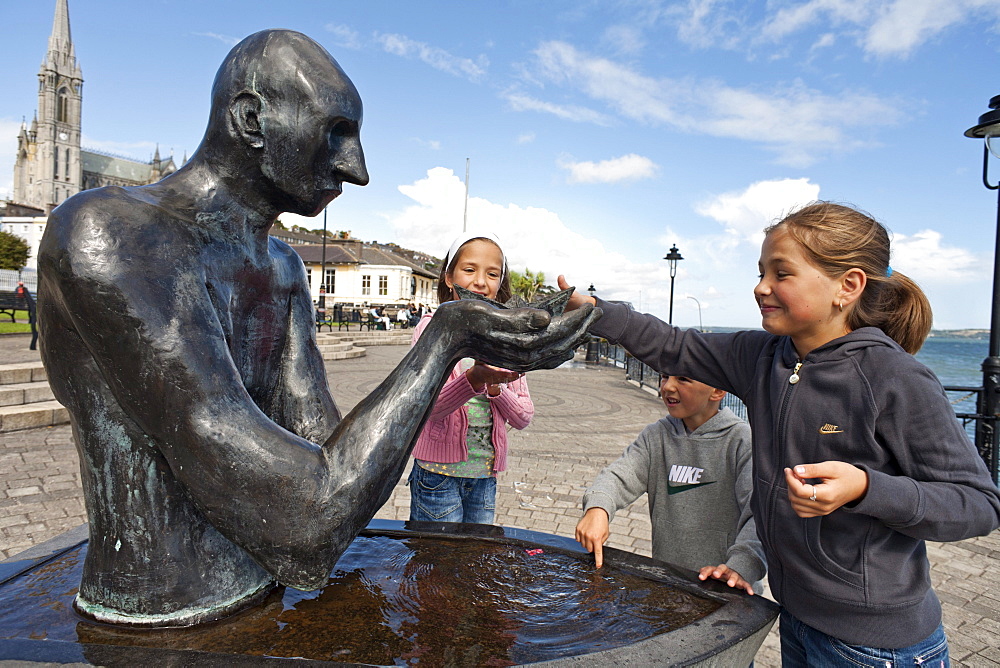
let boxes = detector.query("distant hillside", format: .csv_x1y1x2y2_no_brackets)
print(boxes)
929,329,988,340
690,327,989,340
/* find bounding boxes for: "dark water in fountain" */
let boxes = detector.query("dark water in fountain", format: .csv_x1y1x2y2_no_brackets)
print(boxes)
0,533,721,666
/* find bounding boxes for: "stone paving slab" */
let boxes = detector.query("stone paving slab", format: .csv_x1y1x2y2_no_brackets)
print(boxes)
0,337,998,666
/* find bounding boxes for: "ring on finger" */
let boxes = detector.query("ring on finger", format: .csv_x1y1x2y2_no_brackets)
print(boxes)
809,484,817,502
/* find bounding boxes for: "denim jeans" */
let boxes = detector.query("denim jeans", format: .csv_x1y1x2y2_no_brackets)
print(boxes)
408,466,496,524
779,609,949,667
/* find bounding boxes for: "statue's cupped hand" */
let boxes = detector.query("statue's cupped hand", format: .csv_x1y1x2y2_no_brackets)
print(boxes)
434,299,602,372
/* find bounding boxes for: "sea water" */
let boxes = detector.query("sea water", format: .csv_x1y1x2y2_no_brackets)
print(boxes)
916,336,988,439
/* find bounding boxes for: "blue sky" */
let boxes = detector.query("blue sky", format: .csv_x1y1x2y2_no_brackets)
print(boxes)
3,0,1000,329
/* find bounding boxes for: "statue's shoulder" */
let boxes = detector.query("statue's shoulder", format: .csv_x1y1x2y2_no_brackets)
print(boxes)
267,234,299,263
43,186,194,271
50,185,177,232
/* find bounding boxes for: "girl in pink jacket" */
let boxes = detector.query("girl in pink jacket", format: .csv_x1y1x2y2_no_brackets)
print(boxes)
408,232,533,523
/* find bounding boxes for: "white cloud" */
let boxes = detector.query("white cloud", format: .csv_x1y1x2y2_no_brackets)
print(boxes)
374,33,488,82
325,23,362,50
890,228,988,283
503,91,614,126
192,32,240,47
760,0,869,42
811,32,837,52
696,178,822,244
558,153,659,184
516,132,536,144
862,0,1000,58
675,0,1000,59
672,0,746,50
385,167,707,322
602,24,646,55
531,42,681,126
411,137,442,150
522,41,897,165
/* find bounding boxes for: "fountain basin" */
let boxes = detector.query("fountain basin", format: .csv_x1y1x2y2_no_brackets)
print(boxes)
0,520,777,666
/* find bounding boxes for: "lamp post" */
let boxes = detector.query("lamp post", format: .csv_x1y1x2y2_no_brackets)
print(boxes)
663,244,683,325
320,208,328,309
965,94,1000,484
688,295,703,332
585,283,599,363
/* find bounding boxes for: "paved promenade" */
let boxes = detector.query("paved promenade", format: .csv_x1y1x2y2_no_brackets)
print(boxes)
1,335,999,666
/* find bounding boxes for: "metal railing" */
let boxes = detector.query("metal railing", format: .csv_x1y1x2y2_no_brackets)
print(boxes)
585,337,996,484
944,384,997,485
0,269,37,292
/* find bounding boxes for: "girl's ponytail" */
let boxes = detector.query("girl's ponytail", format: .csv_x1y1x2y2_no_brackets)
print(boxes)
852,270,932,355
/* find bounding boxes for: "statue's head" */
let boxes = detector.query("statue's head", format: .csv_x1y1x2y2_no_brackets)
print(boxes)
204,30,369,216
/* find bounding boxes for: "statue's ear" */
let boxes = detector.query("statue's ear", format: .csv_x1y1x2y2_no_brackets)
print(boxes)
230,91,264,149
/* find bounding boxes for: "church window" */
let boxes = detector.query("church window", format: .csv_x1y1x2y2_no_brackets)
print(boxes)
54,146,59,179
65,149,70,178
57,88,69,122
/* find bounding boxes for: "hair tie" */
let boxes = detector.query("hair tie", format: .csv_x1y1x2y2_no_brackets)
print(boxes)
886,266,893,278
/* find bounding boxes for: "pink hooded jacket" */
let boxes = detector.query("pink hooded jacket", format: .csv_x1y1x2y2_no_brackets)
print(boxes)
410,313,533,472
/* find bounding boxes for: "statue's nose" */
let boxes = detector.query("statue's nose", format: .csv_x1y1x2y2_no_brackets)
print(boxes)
336,139,369,187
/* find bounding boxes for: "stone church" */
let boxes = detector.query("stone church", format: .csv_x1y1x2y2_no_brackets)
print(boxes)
10,0,176,214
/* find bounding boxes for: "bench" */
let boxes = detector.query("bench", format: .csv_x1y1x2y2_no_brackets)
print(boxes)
338,308,361,331
315,308,335,332
361,312,385,331
0,291,25,323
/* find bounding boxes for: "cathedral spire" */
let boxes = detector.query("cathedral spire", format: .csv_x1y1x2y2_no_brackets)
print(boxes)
46,0,76,72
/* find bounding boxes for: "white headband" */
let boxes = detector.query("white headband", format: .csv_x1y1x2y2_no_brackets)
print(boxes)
444,231,507,282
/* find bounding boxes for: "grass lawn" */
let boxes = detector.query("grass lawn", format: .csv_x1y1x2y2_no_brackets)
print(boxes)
0,311,32,334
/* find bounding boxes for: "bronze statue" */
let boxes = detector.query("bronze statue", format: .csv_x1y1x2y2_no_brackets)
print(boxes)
37,29,598,627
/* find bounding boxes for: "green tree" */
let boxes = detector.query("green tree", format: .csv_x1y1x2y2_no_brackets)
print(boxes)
509,268,550,302
0,231,29,271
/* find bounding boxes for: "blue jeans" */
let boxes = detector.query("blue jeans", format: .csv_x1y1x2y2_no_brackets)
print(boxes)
408,466,496,524
779,609,949,667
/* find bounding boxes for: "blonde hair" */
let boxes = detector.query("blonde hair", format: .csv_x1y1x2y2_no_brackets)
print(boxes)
765,202,932,354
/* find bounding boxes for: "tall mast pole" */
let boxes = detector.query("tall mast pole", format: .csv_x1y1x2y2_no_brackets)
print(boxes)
463,158,470,233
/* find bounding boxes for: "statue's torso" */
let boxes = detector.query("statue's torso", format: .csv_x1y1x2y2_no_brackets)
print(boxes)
39,190,306,624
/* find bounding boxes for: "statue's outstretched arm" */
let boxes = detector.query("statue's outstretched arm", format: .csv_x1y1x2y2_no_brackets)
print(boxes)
316,301,599,568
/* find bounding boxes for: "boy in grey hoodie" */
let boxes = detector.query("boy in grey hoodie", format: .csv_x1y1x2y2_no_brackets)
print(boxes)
576,373,766,594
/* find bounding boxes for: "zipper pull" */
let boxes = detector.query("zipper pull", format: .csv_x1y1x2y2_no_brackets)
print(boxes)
789,362,802,385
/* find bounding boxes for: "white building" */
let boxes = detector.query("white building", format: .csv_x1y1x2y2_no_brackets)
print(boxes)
292,240,439,314
0,215,47,270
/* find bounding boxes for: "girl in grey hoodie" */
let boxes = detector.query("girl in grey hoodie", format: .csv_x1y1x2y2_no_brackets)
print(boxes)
558,202,1000,667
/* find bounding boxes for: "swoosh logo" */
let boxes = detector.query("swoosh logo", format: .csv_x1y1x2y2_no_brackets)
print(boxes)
819,424,843,434
667,481,717,495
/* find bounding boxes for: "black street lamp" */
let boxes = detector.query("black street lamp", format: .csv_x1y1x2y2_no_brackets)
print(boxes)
320,208,328,310
663,244,683,325
585,284,599,363
964,95,1000,484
